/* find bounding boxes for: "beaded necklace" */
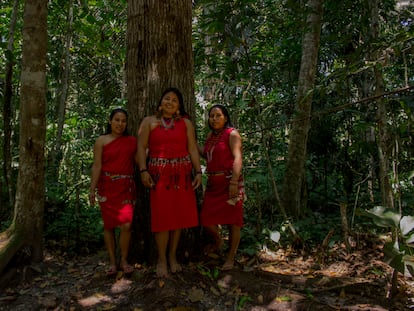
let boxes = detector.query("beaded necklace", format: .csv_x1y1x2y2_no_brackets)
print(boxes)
160,117,174,130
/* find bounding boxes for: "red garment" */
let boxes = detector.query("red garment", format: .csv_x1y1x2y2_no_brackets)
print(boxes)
148,118,198,232
97,135,137,229
201,127,244,227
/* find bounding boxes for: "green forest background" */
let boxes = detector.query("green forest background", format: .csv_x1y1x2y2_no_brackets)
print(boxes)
0,0,413,270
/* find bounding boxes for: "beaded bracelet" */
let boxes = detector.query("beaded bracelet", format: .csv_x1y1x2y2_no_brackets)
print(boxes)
140,168,148,173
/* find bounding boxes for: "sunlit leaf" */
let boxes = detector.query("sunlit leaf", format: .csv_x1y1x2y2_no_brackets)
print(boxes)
270,231,281,243
400,216,414,236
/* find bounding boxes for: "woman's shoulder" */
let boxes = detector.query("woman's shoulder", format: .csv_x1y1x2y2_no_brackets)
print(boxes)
142,115,158,123
182,117,194,129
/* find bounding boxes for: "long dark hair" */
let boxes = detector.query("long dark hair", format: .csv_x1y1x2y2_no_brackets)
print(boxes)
207,104,233,130
156,87,188,118
105,108,129,135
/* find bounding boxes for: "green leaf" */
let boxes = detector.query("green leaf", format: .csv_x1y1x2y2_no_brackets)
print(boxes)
362,206,401,228
383,242,404,273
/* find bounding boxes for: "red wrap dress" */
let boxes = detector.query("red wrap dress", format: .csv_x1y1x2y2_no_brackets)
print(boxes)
97,135,137,229
201,127,244,227
148,118,198,232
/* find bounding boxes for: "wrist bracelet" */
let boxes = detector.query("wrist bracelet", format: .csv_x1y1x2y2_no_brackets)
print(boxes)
196,171,202,175
229,180,238,185
140,168,148,173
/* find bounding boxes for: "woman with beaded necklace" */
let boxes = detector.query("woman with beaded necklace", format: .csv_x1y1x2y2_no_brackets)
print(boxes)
200,104,245,270
136,87,202,278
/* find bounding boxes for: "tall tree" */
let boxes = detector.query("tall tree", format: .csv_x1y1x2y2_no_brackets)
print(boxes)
281,0,323,219
368,0,394,210
0,0,48,273
126,0,195,262
49,0,73,178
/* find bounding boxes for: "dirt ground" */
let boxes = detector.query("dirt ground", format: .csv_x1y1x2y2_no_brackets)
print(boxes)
0,243,413,311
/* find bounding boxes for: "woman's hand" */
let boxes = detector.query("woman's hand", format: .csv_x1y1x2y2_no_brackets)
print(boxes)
192,174,202,190
141,171,155,188
229,183,238,199
89,192,96,206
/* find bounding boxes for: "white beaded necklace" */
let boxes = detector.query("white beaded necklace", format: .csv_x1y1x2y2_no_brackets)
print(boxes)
160,117,174,130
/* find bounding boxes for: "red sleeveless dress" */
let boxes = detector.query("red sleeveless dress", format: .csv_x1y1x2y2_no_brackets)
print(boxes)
97,135,137,229
201,127,244,227
148,118,198,232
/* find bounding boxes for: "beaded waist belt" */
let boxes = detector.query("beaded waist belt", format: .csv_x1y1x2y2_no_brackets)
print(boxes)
148,155,191,166
103,172,134,181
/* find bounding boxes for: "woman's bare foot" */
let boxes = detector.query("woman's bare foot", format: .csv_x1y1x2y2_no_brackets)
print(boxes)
169,256,182,273
156,261,169,278
170,261,182,273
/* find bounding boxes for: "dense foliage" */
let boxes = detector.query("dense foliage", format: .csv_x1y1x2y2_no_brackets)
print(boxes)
0,0,413,257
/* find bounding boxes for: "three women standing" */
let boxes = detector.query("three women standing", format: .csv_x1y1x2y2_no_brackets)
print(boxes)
90,94,243,277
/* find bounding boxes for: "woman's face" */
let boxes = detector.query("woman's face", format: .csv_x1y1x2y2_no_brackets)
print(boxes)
110,112,127,135
160,91,180,117
209,107,227,131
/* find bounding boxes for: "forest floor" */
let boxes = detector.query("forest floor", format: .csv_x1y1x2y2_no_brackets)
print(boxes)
0,240,413,311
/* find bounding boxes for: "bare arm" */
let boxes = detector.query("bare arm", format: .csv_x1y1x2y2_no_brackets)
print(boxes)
136,116,154,188
229,129,243,181
185,119,202,189
228,129,243,199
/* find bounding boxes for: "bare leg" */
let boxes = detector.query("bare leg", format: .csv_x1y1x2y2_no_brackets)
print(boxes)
169,229,182,273
222,225,241,270
119,222,133,273
104,229,117,274
203,225,224,253
155,231,169,277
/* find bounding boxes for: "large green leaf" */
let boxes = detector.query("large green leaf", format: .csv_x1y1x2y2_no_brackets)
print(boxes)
362,206,401,228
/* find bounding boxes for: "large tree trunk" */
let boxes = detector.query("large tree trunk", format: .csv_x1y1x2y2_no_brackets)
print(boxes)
281,0,323,219
2,0,19,211
0,0,48,273
126,0,195,263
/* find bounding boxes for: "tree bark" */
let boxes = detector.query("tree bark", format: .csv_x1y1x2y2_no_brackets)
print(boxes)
126,0,195,130
0,0,48,273
281,0,323,219
126,0,195,263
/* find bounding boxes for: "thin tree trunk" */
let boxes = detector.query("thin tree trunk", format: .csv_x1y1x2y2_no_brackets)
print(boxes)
281,0,323,219
369,0,394,209
2,0,19,210
49,0,73,177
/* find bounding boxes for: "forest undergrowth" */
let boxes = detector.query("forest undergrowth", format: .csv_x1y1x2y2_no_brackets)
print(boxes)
0,234,413,311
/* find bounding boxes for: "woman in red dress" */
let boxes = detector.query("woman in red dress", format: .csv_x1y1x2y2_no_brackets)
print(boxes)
201,104,245,270
136,87,202,278
89,108,137,276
